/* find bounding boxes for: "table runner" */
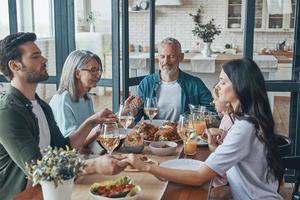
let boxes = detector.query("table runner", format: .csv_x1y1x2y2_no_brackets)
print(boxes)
72,145,183,200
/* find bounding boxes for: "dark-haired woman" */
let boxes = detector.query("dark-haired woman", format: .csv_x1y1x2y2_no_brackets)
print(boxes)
120,58,283,199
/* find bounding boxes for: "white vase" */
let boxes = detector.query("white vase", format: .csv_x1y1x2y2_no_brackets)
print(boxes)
201,42,212,57
89,22,95,32
40,177,74,200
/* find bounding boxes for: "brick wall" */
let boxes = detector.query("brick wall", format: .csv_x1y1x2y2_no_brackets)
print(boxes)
129,0,294,53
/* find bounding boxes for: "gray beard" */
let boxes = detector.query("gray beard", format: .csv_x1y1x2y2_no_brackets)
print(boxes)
160,67,178,79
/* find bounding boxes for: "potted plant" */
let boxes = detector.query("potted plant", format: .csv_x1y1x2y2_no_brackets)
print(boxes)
26,146,86,200
86,10,97,32
190,8,221,57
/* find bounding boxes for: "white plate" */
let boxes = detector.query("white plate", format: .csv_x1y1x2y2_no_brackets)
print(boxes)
197,136,208,146
144,138,182,143
160,159,203,171
142,119,165,127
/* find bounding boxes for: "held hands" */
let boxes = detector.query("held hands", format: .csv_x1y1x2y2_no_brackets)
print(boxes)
93,154,127,175
118,154,151,172
91,154,150,175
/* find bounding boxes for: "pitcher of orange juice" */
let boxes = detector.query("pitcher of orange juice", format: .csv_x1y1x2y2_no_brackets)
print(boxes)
191,112,206,135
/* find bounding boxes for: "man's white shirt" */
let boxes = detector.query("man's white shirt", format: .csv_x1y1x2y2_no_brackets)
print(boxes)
31,100,51,151
157,79,181,122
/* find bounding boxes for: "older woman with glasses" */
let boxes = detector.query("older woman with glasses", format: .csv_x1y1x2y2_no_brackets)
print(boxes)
49,50,104,153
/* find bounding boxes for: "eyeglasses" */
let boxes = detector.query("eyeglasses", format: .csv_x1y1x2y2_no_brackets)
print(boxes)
81,67,103,75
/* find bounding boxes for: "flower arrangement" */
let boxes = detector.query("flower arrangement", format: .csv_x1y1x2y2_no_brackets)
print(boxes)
86,11,97,23
25,146,86,187
189,8,222,43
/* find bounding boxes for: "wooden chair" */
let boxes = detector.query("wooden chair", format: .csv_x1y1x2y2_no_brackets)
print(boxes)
280,156,300,200
275,134,292,157
275,134,292,192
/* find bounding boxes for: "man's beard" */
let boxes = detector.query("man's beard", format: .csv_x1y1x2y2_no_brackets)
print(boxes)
160,65,178,77
20,63,49,83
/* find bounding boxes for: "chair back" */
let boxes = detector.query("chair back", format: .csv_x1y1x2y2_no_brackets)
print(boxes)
281,156,300,200
275,134,292,157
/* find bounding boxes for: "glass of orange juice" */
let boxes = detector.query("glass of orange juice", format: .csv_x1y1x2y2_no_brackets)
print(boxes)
184,133,198,155
178,114,198,155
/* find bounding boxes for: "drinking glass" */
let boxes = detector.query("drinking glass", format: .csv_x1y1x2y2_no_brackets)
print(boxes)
97,122,120,154
118,103,135,138
177,114,197,156
204,112,220,129
144,97,159,123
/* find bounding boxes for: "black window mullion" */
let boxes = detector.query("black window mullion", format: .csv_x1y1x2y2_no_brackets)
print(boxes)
112,0,120,112
290,0,300,156
8,0,17,33
121,0,129,101
149,0,155,74
53,0,74,88
243,0,255,59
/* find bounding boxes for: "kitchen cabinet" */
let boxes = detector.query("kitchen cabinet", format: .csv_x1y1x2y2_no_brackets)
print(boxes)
226,0,296,32
267,0,296,31
226,0,243,31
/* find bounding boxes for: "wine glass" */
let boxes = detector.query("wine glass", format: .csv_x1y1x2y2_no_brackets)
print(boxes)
144,97,159,123
97,122,120,155
118,103,135,138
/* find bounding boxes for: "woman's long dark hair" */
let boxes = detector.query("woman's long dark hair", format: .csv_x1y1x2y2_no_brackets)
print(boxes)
222,58,281,182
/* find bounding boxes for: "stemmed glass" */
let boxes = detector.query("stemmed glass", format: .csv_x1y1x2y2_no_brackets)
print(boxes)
144,97,159,123
118,103,135,138
97,122,120,154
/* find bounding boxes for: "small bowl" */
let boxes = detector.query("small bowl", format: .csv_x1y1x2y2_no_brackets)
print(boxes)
122,144,144,154
149,141,177,156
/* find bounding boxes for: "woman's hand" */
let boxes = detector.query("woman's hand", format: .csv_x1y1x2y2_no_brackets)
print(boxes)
207,128,223,152
81,126,99,147
118,154,151,172
91,108,117,124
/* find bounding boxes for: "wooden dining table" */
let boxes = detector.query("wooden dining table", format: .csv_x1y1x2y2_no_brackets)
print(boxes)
14,146,221,200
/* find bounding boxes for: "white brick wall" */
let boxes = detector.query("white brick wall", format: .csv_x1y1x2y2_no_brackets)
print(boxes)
129,0,294,53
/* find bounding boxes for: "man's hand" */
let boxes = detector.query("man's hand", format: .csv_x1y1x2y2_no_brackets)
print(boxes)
92,154,127,175
124,96,143,116
91,108,117,124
